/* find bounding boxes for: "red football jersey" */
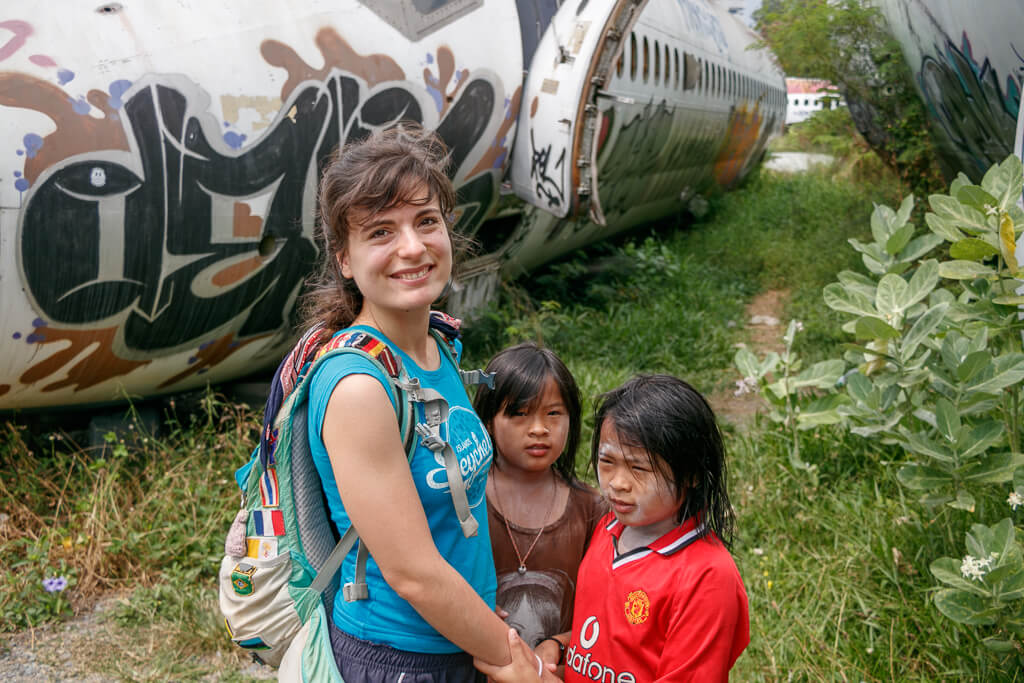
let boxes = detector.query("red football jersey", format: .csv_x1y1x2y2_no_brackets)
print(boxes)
565,513,749,683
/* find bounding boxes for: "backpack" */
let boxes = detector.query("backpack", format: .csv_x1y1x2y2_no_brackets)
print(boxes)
217,311,492,679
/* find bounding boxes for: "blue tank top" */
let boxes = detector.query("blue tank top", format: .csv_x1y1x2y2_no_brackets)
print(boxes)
308,325,496,653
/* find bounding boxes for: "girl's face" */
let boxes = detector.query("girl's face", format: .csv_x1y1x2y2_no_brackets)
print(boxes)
596,419,683,538
490,377,570,476
340,183,452,318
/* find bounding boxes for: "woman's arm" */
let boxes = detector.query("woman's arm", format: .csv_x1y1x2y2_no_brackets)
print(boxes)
323,373,512,665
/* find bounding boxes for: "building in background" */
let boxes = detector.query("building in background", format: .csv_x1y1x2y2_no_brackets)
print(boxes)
786,77,844,125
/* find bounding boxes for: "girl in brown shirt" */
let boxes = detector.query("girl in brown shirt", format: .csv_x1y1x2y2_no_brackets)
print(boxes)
473,343,607,649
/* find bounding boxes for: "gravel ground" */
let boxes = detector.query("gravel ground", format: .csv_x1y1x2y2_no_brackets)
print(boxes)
0,595,274,682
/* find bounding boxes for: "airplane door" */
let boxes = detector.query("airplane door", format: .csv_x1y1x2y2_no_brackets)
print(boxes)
508,0,646,222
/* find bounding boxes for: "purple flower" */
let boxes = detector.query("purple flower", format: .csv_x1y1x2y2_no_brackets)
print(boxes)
42,576,68,593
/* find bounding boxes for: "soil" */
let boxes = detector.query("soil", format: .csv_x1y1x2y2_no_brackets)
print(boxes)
0,291,788,681
707,288,789,424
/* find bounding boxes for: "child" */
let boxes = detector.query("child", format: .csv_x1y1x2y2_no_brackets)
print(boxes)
477,374,750,682
473,343,606,650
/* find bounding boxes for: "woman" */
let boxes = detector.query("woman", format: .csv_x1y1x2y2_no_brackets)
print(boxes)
303,123,523,681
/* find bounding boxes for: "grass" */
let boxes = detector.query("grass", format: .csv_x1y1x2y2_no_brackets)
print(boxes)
2,138,1020,679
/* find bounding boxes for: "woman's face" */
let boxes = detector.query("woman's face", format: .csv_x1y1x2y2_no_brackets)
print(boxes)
340,183,452,318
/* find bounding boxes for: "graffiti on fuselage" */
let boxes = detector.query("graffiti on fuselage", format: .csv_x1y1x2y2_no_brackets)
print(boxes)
677,0,728,55
919,32,1022,177
529,129,566,209
8,30,513,394
596,97,720,219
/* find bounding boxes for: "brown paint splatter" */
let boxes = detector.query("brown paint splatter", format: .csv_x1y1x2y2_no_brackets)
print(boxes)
0,384,9,397
0,73,128,185
261,27,404,101
233,202,263,238
530,95,539,118
423,46,467,119
211,255,264,287
713,104,763,188
469,86,522,177
19,326,150,392
158,333,265,388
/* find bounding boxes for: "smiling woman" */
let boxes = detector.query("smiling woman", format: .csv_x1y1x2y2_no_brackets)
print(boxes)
295,123,519,681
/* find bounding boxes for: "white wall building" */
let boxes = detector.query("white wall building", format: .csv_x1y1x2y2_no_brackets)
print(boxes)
786,77,844,125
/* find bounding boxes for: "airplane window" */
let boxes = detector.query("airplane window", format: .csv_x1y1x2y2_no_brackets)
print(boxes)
654,40,660,84
643,36,650,83
616,49,623,79
684,52,700,90
674,49,680,89
665,45,670,88
630,33,637,81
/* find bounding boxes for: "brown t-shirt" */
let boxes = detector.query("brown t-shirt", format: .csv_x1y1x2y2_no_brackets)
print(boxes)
487,483,607,647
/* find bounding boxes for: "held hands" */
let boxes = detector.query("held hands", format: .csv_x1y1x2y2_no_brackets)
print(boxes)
474,629,560,682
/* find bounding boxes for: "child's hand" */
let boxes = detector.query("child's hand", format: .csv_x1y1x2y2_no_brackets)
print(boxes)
474,628,560,682
535,636,563,669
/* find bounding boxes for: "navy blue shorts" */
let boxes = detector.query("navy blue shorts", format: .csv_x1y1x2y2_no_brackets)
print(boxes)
329,624,484,683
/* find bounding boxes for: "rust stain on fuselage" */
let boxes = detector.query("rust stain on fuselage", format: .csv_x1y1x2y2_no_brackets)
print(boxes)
713,103,762,187
0,73,129,185
261,27,405,101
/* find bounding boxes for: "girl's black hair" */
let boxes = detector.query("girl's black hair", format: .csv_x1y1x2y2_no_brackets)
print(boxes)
473,342,583,486
590,374,735,549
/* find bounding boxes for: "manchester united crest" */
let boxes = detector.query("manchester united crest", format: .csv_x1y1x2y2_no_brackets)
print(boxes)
624,589,650,625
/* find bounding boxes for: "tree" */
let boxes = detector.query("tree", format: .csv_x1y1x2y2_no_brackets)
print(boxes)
756,0,944,194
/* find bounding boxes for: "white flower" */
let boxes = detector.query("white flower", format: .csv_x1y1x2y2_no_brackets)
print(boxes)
960,555,994,582
734,376,758,396
894,516,911,526
1008,491,1023,510
984,204,998,216
752,548,764,556
793,320,805,333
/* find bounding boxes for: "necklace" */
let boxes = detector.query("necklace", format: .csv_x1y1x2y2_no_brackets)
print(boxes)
493,471,558,574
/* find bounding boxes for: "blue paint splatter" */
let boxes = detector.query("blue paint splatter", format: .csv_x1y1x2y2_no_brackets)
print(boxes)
71,96,91,115
197,368,208,375
492,151,507,169
426,53,434,64
32,318,47,327
14,170,21,177
15,178,29,192
224,121,230,127
16,149,23,156
12,332,21,340
228,341,239,349
224,131,247,149
199,341,213,350
187,356,197,365
108,80,132,109
23,133,43,159
26,333,44,343
57,68,74,85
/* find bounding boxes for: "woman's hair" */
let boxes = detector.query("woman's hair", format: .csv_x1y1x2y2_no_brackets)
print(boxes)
473,342,583,486
590,374,735,548
302,122,465,334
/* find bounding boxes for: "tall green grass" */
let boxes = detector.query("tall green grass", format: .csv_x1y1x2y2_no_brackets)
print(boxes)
3,163,1015,679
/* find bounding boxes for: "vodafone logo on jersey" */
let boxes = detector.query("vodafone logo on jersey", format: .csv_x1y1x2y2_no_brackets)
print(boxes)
567,616,638,682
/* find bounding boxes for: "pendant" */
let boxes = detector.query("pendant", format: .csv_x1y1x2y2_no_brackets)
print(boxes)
517,565,527,575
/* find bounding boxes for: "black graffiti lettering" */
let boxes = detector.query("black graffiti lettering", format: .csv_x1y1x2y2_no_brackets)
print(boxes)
530,129,565,209
919,37,1018,178
20,70,499,356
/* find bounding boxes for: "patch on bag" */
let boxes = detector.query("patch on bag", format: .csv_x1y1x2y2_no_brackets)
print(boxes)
231,562,257,596
259,467,279,507
246,536,278,560
234,636,271,650
252,509,285,536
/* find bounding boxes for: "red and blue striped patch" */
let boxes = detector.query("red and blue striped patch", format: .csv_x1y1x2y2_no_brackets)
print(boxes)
252,509,285,536
259,467,279,508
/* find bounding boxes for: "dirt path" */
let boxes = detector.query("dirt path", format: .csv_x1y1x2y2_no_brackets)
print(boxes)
707,288,789,424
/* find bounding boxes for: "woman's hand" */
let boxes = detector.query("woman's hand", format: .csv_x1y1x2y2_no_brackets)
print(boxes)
474,629,560,682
